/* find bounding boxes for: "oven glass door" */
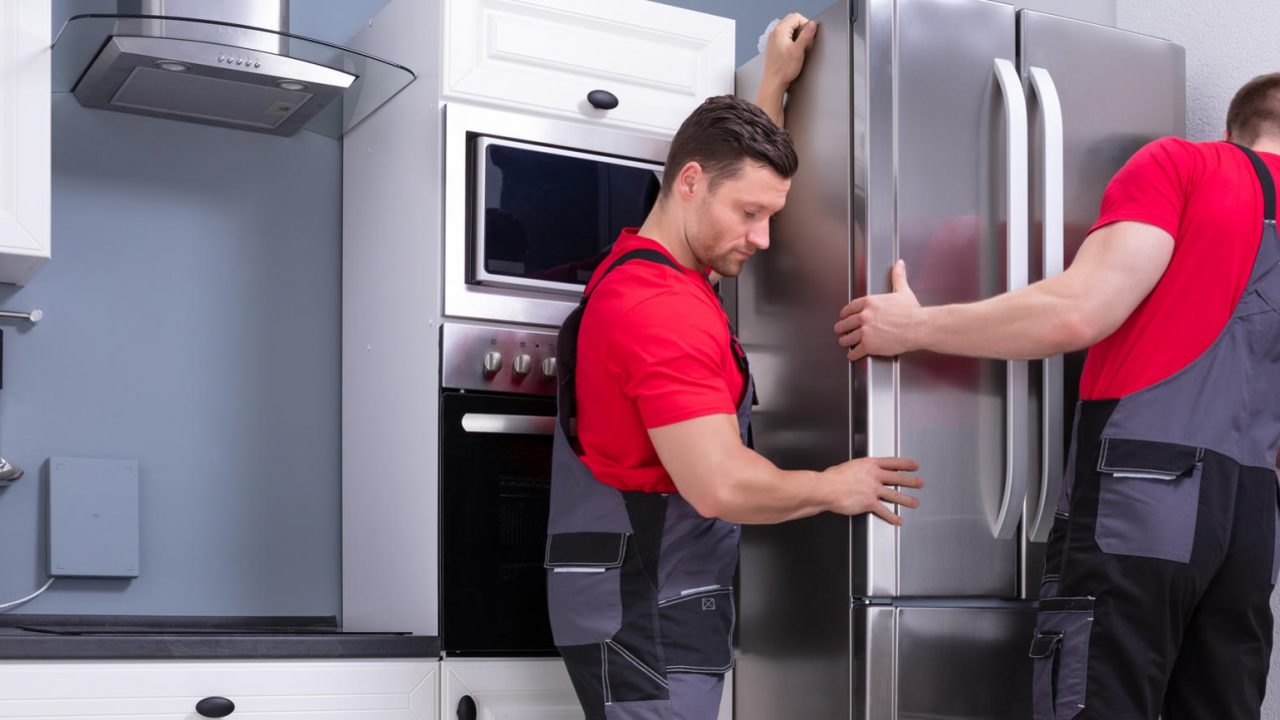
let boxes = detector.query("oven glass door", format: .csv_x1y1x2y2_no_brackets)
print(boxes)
440,391,557,654
473,136,662,294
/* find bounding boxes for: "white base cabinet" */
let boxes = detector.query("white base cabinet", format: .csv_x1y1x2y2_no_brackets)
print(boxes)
0,659,438,719
439,659,733,720
0,658,733,719
441,658,583,719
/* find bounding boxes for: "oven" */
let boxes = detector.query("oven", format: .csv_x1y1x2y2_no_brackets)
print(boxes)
444,103,670,328
438,322,560,655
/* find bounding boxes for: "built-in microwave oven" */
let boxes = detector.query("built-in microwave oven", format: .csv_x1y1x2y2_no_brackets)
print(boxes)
444,103,671,328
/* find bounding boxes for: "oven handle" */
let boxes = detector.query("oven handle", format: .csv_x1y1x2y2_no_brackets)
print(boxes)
460,413,556,436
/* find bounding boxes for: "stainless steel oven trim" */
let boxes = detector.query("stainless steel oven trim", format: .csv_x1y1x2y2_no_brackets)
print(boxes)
471,135,664,296
444,103,671,328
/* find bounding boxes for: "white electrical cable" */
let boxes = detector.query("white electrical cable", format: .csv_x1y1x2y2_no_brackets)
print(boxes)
0,577,55,612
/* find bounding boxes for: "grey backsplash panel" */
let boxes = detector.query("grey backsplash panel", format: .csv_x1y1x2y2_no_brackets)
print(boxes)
0,0,359,617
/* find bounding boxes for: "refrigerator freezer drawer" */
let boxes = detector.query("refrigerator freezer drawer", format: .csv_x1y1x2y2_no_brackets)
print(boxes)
855,605,1035,720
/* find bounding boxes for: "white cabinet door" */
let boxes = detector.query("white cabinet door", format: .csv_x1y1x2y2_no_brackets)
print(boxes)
439,659,733,719
0,659,438,719
0,0,51,285
441,658,583,719
443,0,734,136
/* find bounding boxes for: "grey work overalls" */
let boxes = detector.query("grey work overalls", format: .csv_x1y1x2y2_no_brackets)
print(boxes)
545,249,753,720
1032,143,1280,720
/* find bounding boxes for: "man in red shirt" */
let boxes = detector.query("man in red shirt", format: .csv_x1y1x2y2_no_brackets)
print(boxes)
836,73,1280,719
545,15,922,720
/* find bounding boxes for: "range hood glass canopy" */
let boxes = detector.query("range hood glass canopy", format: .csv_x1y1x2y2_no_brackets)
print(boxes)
53,14,414,138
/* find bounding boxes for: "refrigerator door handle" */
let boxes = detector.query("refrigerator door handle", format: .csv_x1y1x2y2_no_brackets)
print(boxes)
1027,66,1066,542
991,58,1030,540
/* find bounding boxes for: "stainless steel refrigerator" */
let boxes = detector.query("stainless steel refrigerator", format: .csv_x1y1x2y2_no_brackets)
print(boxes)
729,1,1184,717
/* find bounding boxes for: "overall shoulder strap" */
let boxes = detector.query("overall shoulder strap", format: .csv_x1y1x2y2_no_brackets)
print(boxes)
557,248,684,438
1232,142,1276,222
585,248,683,300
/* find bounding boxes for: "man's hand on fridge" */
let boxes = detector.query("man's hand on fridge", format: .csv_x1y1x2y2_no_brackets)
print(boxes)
757,12,818,127
823,455,922,526
835,259,925,361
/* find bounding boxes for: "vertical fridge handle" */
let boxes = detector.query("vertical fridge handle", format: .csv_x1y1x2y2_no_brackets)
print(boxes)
1027,66,1065,542
991,58,1030,540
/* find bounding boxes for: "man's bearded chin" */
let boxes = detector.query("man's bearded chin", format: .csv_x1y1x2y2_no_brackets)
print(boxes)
707,252,746,278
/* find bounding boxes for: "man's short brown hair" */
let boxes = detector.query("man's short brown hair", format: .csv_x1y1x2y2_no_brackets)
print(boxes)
1227,73,1280,145
659,95,799,197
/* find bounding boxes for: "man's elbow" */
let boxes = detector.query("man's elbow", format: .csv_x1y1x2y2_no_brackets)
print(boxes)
683,483,731,521
1051,307,1109,354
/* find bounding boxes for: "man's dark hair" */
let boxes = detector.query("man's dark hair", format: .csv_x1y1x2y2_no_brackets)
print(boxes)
659,95,799,197
1227,73,1280,145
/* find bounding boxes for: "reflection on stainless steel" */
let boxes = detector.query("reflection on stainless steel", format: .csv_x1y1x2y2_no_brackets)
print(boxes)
460,413,555,436
733,1,1183,718
443,103,669,328
895,606,1036,718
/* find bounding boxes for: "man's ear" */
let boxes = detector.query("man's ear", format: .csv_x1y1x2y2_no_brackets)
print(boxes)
676,161,703,201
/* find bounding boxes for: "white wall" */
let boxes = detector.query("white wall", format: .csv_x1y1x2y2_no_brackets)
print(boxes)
1118,0,1280,142
1118,1,1280,714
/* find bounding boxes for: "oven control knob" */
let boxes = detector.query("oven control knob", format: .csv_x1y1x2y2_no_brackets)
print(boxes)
512,353,533,377
482,351,503,377
541,357,557,378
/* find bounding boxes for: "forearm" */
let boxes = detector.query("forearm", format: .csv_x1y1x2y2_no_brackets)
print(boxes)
695,446,835,524
757,81,787,128
917,280,1092,360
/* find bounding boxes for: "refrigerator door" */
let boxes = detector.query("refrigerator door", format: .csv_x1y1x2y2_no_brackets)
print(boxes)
863,0,1025,598
855,605,1036,720
1019,11,1186,596
733,4,856,719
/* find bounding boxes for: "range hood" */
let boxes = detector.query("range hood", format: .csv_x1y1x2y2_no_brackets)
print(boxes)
52,1,414,138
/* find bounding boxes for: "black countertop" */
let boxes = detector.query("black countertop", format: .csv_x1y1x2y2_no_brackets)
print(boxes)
0,615,439,660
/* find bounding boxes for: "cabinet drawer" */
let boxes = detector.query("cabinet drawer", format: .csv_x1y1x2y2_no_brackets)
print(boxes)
443,0,734,135
0,660,437,719
441,658,581,719
439,658,733,719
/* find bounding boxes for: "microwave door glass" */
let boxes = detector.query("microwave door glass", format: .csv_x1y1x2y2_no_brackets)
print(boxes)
477,139,662,292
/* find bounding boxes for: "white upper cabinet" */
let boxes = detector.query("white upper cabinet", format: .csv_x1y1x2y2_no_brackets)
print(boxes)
0,0,50,285
443,0,735,135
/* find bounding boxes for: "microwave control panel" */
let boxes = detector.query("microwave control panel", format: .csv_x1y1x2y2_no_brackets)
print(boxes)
442,322,558,396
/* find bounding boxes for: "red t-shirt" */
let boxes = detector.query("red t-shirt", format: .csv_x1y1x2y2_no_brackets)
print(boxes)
575,230,746,493
1079,138,1280,400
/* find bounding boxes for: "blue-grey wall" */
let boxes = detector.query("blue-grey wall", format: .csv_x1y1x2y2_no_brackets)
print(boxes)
3,0,818,618
0,1,385,617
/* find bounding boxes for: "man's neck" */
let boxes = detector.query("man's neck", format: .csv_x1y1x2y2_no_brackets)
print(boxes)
636,206,702,271
1249,136,1280,156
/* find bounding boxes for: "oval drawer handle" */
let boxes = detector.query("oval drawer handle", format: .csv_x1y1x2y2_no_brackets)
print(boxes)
457,694,478,720
196,696,236,717
587,89,619,110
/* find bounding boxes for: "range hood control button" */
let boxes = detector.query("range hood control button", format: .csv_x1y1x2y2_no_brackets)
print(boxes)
512,354,533,378
482,351,503,377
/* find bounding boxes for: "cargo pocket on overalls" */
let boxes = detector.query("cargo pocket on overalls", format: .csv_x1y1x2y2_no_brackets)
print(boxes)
1095,438,1202,563
1030,596,1094,720
657,586,735,673
545,532,628,646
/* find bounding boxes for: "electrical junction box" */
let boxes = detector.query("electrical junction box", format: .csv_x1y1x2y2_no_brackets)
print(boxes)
48,457,139,578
